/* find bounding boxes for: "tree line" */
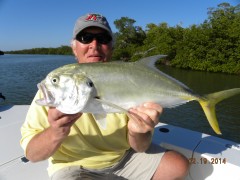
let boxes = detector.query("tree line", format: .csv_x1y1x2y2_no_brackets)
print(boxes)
6,46,72,55
5,3,240,74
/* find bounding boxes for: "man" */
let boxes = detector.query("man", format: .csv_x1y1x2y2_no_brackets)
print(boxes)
21,13,189,180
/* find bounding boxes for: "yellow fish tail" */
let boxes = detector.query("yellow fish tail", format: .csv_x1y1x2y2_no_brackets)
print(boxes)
199,88,240,135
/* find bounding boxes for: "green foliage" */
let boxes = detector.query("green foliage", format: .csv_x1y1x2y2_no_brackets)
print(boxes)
6,46,72,55
6,3,240,74
170,2,240,74
112,17,146,61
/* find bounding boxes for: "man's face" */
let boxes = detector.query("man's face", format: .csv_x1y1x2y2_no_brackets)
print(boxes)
72,27,113,63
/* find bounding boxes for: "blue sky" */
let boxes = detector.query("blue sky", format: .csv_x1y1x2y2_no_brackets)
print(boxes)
0,0,239,51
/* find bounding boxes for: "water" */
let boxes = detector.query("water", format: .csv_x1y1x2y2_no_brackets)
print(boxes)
0,54,76,105
0,54,240,143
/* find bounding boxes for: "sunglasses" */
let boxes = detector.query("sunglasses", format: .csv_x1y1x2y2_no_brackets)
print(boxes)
76,32,112,44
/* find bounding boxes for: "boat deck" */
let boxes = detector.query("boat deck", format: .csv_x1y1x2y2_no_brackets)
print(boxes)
1,105,239,179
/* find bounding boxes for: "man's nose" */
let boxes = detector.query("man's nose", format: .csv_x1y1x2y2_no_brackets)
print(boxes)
89,39,100,49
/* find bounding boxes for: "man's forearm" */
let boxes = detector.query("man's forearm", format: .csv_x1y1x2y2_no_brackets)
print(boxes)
26,127,63,162
25,109,80,162
128,131,152,152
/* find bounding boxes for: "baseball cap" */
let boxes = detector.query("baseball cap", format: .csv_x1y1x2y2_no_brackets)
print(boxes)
73,13,112,39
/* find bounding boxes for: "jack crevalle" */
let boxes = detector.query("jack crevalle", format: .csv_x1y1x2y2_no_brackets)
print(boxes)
36,55,240,134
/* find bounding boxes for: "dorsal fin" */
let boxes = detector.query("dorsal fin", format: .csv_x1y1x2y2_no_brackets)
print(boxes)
137,54,167,69
136,54,190,89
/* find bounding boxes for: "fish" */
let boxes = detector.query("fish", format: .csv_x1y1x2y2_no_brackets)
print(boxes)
36,55,240,134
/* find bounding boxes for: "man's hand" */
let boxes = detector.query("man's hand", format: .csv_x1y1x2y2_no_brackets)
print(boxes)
48,108,82,141
128,102,162,134
127,102,163,152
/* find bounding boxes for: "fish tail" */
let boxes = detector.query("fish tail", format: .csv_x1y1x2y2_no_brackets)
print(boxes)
199,88,240,135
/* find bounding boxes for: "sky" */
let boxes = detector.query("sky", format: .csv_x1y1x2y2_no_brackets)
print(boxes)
0,0,239,51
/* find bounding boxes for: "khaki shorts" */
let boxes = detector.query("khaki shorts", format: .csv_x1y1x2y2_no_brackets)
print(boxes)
51,143,165,180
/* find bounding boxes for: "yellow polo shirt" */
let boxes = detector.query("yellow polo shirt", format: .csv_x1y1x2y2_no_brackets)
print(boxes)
20,91,130,176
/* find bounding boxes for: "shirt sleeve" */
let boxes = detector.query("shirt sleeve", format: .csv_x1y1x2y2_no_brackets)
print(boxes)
20,91,50,155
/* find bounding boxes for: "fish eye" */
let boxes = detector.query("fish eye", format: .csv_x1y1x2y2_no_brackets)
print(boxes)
51,77,59,84
87,81,94,87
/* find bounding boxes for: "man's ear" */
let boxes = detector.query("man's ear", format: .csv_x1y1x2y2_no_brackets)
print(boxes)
71,40,77,57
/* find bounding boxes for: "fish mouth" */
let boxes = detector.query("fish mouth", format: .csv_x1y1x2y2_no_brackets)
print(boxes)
35,83,55,106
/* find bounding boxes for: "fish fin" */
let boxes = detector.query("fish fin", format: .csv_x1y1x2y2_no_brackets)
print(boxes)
94,98,150,126
137,55,191,90
93,114,107,129
138,54,167,69
94,98,141,123
94,98,143,126
94,98,128,113
199,88,240,135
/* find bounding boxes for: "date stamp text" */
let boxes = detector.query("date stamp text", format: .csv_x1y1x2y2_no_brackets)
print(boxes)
188,157,227,164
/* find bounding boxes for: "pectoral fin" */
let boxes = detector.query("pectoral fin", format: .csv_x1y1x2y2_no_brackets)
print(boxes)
92,98,129,129
94,98,128,113
93,114,107,129
93,98,142,125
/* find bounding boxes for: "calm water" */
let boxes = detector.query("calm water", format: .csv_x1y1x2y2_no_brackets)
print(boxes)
0,54,240,143
0,54,76,105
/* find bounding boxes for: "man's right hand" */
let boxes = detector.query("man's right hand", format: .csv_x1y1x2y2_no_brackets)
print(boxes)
48,107,82,141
